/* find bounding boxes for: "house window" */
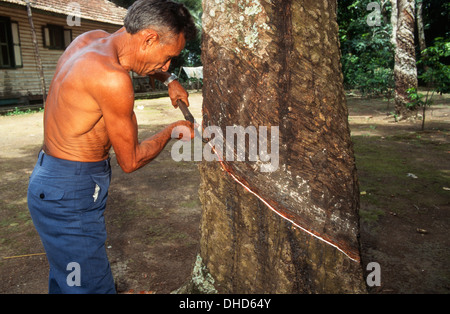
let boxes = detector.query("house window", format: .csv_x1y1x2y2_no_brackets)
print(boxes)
0,17,23,68
43,24,72,50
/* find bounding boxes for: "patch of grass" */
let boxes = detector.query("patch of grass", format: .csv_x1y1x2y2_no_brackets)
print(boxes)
3,107,44,116
359,207,385,225
353,135,449,215
386,131,450,151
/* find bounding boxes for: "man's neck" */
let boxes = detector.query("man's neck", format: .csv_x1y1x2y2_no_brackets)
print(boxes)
111,27,137,72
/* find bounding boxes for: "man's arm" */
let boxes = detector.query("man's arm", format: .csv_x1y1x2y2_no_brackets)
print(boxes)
150,72,189,108
97,71,193,173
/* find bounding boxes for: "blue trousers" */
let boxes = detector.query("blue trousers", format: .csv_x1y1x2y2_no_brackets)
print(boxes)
27,151,116,294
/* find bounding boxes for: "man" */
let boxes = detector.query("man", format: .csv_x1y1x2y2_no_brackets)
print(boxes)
27,0,197,294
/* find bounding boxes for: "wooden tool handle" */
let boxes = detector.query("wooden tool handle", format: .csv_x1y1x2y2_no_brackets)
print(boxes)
177,99,195,124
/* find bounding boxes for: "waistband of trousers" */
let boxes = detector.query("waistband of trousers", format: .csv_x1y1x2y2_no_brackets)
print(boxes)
37,150,111,175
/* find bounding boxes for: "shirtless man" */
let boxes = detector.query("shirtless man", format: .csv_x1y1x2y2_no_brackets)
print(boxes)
27,0,197,293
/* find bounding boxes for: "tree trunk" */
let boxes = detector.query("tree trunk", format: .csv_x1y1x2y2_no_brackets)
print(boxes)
416,0,426,53
186,0,366,294
390,0,398,47
380,0,390,25
394,0,418,119
416,0,429,74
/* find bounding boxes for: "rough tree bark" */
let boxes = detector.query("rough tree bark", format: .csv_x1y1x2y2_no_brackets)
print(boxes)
393,0,418,119
182,0,366,294
390,0,398,47
416,0,426,54
416,0,429,75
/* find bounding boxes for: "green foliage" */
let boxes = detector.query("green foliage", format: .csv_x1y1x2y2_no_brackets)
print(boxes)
111,0,134,8
408,37,449,130
419,37,450,94
406,87,430,110
168,0,203,81
338,0,394,97
4,107,43,116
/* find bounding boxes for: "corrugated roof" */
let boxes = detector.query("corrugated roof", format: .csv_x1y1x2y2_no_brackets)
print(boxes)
1,0,128,25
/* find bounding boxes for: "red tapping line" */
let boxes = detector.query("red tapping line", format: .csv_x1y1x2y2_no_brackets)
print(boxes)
205,140,359,263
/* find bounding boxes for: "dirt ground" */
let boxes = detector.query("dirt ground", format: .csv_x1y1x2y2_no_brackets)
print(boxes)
0,91,448,294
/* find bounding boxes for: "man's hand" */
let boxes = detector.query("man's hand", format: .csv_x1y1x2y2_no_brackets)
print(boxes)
171,120,196,142
149,72,190,108
168,80,189,108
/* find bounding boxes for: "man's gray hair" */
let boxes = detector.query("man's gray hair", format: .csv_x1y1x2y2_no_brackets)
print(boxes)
124,0,197,41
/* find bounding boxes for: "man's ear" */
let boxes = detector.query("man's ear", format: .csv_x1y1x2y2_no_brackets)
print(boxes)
140,29,160,49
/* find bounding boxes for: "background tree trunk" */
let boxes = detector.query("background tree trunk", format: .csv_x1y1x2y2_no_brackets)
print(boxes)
390,0,398,47
188,0,366,294
416,0,426,53
416,0,429,74
394,0,418,119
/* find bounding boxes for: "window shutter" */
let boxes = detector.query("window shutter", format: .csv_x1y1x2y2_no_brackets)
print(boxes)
11,22,22,67
64,29,72,48
0,18,12,67
43,26,50,48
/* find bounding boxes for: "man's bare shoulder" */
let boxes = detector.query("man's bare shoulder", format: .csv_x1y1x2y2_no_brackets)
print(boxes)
76,57,134,113
86,59,133,93
53,28,134,112
73,29,111,45
67,37,133,99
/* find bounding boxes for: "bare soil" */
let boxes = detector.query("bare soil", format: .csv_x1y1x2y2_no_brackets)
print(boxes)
0,91,448,294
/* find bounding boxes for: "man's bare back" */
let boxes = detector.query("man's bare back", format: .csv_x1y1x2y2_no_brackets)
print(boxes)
43,27,192,171
43,30,121,162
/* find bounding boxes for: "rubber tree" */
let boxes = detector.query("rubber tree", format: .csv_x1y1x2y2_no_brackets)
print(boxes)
393,0,418,119
182,0,367,294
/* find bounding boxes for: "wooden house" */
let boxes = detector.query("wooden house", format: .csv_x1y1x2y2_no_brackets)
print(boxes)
0,0,127,109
